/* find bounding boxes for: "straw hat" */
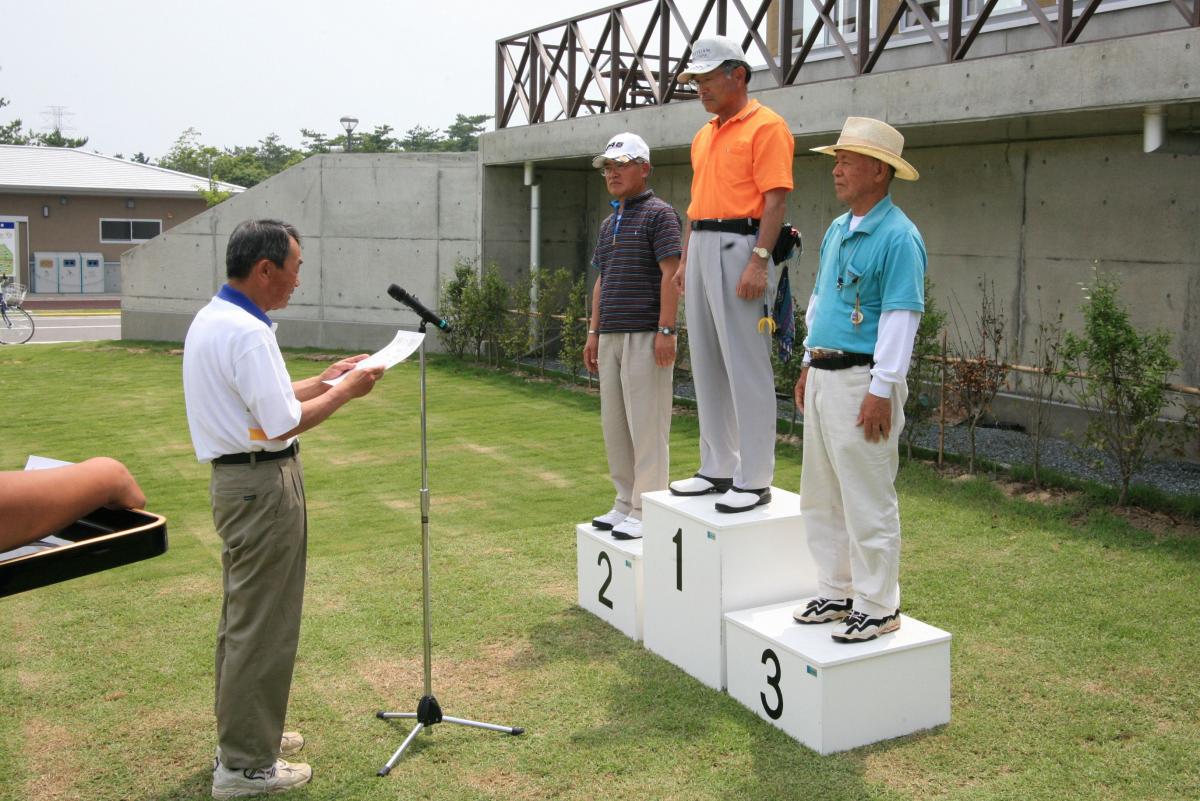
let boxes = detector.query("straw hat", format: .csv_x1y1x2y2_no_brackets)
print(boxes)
811,117,919,181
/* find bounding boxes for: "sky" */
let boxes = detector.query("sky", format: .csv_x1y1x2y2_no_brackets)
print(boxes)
3,0,609,159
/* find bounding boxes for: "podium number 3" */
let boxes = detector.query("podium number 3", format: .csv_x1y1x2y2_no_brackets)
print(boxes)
672,528,683,591
597,552,614,609
760,649,783,720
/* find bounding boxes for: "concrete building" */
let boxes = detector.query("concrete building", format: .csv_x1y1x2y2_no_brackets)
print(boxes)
0,145,241,293
121,0,1199,402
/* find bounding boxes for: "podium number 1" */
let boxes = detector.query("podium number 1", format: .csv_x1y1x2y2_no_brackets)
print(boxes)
672,528,683,591
596,551,614,609
760,649,784,720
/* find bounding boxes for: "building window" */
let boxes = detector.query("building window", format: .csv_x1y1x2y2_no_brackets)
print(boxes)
100,218,162,243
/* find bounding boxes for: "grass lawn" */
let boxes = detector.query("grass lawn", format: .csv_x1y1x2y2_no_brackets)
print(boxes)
1,341,1198,801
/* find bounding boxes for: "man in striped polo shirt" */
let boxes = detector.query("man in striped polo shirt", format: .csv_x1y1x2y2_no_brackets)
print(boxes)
583,132,682,540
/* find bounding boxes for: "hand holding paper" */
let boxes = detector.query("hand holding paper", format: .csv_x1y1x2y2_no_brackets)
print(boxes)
324,330,425,385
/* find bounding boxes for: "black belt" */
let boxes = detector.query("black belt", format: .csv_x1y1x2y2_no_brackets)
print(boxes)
690,218,759,235
809,352,874,370
213,442,299,465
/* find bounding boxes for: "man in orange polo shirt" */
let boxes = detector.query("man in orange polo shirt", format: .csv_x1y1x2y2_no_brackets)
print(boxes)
668,35,795,513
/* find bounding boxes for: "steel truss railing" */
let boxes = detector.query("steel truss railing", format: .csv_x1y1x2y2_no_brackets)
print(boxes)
495,0,1200,128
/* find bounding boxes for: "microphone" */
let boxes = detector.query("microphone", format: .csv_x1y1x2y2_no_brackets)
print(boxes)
387,284,451,331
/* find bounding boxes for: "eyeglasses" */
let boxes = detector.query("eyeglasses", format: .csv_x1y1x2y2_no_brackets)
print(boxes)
598,159,645,177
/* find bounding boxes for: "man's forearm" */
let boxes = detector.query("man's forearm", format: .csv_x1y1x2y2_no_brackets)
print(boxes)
754,189,789,255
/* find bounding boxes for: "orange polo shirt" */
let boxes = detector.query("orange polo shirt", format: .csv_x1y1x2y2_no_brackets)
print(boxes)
687,99,795,221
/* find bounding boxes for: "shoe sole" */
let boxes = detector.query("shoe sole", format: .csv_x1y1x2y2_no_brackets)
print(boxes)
611,532,643,540
212,772,311,799
669,485,730,497
715,491,772,513
793,611,850,625
592,521,616,530
831,617,901,643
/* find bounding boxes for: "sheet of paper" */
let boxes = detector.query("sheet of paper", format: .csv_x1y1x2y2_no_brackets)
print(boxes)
324,329,425,385
25,455,74,471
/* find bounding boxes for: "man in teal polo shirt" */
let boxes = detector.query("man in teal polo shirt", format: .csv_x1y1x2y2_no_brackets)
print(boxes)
791,118,926,643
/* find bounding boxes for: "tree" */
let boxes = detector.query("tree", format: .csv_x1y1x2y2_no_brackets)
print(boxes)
949,279,1009,473
442,114,492,152
36,128,88,148
560,274,589,383
1060,268,1178,507
0,98,27,144
399,125,444,152
1027,296,1065,487
158,127,220,177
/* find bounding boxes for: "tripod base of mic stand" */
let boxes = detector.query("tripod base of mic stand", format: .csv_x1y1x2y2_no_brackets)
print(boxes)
375,695,525,776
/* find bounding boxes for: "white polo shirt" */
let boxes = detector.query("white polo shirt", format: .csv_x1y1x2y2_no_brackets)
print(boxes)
182,285,302,463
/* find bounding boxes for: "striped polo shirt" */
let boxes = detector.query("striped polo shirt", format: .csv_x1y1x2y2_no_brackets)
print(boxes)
591,189,682,333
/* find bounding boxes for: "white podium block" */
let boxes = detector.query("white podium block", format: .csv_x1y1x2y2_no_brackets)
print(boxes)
641,488,817,690
724,599,951,754
576,524,644,641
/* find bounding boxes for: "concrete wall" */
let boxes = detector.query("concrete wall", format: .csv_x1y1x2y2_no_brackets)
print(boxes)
121,152,480,349
483,132,1199,388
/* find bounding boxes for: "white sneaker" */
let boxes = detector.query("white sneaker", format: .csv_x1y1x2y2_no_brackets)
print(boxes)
714,487,771,513
212,758,311,799
611,516,642,540
668,474,732,496
592,509,626,530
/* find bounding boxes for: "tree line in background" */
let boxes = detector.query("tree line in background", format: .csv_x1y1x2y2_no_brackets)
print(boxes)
0,94,490,195
440,261,1197,508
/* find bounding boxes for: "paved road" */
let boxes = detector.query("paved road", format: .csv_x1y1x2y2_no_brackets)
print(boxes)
28,313,122,344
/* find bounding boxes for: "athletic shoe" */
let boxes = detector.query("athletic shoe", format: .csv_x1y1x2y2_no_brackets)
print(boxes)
278,732,304,757
592,509,626,530
611,516,642,540
792,597,853,624
212,758,312,799
714,487,771,513
832,609,901,643
214,732,305,772
668,474,733,496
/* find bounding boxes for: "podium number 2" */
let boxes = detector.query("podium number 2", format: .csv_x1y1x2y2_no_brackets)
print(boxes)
597,551,614,609
672,528,683,591
760,649,783,720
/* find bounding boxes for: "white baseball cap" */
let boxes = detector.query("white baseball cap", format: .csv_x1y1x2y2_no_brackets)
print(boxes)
678,35,746,83
592,132,651,168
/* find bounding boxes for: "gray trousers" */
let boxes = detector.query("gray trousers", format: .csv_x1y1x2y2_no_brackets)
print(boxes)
599,331,673,519
684,230,777,490
211,454,307,769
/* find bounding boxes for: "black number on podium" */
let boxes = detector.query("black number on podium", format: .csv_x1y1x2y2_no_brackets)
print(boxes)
672,528,683,591
760,648,783,720
597,551,614,609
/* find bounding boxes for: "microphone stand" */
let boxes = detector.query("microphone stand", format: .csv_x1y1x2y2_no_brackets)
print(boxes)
375,319,524,775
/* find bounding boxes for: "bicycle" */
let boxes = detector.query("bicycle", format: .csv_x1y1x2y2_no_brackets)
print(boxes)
0,276,35,345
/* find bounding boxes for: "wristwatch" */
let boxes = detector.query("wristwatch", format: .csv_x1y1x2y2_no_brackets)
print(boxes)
752,246,771,260
657,326,676,336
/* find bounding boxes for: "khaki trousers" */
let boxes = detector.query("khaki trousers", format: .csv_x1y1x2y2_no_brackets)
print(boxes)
598,332,673,519
211,454,307,769
684,230,777,490
800,366,906,617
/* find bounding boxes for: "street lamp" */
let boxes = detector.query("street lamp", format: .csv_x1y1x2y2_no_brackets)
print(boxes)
340,116,359,152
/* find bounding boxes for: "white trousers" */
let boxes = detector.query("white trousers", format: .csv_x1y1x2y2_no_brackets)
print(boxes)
599,332,673,519
684,230,777,490
800,365,906,617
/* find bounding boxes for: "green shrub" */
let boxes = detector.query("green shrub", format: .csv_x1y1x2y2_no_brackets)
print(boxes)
1061,268,1178,507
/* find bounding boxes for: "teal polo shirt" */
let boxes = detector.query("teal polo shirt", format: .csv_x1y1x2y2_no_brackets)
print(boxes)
808,195,926,355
